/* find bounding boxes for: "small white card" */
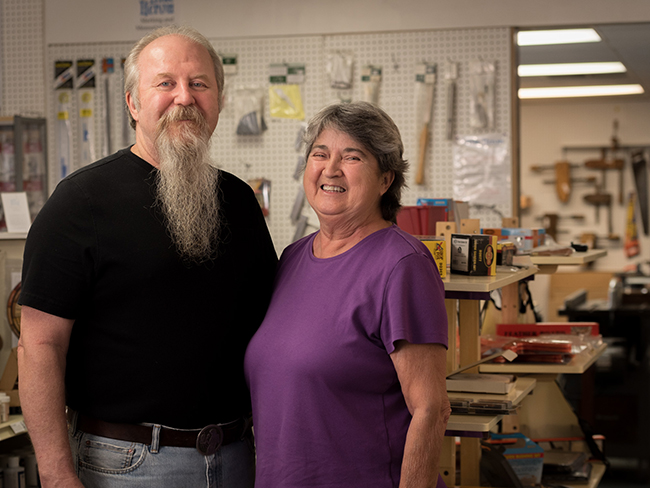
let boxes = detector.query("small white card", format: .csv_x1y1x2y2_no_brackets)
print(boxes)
10,420,27,434
1,192,32,233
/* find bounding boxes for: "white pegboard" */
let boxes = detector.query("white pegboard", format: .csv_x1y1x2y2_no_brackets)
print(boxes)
1,0,46,117
41,27,512,254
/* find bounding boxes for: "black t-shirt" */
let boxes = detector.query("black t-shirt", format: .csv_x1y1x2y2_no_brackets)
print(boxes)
20,148,277,428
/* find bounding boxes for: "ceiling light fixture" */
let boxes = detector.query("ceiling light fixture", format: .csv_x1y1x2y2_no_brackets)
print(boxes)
518,62,626,77
517,28,601,46
519,84,644,99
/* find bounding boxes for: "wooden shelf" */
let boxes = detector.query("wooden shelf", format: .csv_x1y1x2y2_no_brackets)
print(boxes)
0,415,27,442
447,413,502,432
530,249,607,274
0,232,27,240
446,377,536,433
479,343,607,374
442,266,537,293
447,376,536,405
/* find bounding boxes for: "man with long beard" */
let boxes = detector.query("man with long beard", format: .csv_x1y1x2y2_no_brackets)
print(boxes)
17,26,277,488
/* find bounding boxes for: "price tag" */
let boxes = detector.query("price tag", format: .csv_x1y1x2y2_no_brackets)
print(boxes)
10,420,27,434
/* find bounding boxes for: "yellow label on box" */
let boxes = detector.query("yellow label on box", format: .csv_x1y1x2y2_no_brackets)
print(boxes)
420,237,446,278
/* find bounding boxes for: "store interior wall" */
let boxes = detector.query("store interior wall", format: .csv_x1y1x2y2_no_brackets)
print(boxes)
522,99,650,320
2,0,650,366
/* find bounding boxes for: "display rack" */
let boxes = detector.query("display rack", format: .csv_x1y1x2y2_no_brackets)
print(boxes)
440,266,538,486
471,252,609,488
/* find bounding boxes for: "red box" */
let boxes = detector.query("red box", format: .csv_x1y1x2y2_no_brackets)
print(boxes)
496,322,600,337
396,206,447,236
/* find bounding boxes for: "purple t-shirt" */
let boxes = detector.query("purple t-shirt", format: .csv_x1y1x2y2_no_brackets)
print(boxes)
244,225,448,488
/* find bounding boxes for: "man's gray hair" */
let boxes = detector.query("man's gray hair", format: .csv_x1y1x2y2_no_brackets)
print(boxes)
303,101,409,222
124,25,224,129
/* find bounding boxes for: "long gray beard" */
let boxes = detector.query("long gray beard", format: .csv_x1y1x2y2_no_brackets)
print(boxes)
154,106,222,263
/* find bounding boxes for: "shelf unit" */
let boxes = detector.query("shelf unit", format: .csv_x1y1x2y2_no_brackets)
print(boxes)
478,252,608,488
440,266,538,486
480,345,607,487
441,253,608,487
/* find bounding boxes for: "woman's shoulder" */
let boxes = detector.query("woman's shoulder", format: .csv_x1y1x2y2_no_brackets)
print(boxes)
373,225,431,258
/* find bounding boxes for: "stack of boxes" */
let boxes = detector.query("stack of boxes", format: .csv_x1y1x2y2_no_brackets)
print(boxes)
396,199,546,277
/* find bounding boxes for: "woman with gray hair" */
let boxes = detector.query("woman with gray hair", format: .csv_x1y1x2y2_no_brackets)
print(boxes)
246,101,450,487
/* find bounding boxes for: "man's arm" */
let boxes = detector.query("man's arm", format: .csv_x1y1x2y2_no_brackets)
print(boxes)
390,340,451,488
17,306,83,488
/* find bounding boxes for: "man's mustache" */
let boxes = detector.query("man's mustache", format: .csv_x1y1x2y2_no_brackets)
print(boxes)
156,105,206,132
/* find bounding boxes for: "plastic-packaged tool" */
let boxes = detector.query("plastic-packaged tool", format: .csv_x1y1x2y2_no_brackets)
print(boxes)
54,60,74,179
101,57,115,157
268,63,306,120
326,51,354,89
361,65,382,105
469,59,496,130
76,59,97,169
234,87,267,135
445,60,458,140
120,57,134,148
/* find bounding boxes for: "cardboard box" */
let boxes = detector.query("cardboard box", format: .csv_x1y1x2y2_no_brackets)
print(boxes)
481,228,503,239
501,228,534,252
491,433,544,486
419,237,446,278
450,233,497,275
496,322,600,337
497,241,517,266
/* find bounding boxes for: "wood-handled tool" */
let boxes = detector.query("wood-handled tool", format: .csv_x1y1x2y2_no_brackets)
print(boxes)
533,161,590,203
584,191,613,234
415,122,429,185
415,64,436,185
632,151,649,235
584,153,625,205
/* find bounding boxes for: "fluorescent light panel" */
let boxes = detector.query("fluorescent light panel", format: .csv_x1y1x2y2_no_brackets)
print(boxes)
517,28,601,46
519,62,626,77
519,84,644,99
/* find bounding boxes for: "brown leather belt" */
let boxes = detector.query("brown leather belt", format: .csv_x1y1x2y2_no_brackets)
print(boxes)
73,412,251,456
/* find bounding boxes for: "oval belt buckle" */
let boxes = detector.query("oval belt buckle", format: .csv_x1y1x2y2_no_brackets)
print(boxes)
196,424,223,456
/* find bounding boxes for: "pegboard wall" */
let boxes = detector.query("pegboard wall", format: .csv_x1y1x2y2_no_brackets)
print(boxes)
1,0,46,117
41,26,513,254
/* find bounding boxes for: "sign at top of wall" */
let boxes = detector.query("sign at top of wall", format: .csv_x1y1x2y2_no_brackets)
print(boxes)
138,0,176,32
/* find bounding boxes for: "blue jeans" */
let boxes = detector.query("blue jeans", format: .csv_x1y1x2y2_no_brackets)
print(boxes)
68,413,255,488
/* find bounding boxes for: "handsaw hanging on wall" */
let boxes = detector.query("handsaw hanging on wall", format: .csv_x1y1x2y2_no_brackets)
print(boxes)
632,151,649,235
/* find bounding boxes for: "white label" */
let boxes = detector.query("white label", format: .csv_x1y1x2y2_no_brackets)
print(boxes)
10,419,27,434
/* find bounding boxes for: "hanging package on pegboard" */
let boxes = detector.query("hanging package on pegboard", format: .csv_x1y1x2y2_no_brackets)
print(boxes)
268,63,305,120
77,59,96,169
452,134,510,205
54,60,74,179
469,59,496,130
235,87,267,135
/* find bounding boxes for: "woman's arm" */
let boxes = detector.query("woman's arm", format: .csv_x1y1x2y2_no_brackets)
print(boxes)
390,340,451,488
